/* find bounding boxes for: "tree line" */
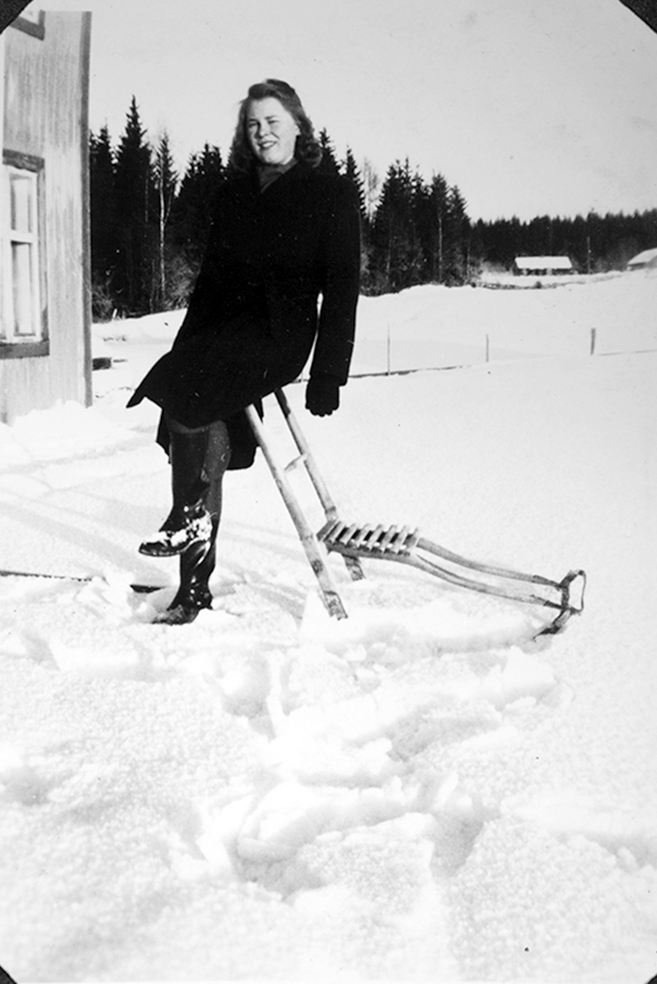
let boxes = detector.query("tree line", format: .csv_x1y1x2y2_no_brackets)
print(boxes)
89,97,657,319
475,210,657,274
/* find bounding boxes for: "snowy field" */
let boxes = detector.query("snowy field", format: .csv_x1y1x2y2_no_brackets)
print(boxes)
1,273,656,982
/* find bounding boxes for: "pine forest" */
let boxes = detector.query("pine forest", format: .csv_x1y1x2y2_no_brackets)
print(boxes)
89,97,657,319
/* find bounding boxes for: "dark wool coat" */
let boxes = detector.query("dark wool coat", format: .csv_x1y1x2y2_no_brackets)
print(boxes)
128,161,361,468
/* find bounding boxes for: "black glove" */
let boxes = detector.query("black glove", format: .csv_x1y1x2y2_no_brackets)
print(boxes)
305,375,340,416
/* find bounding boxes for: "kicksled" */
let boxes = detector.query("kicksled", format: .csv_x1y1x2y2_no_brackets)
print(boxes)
244,389,586,637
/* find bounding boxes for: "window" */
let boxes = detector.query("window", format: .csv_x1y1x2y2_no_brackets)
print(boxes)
1,151,48,357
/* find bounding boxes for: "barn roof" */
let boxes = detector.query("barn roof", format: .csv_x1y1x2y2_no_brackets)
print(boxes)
515,256,573,270
627,247,657,267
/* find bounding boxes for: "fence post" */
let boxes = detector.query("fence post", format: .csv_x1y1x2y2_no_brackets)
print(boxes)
485,333,490,362
590,328,597,356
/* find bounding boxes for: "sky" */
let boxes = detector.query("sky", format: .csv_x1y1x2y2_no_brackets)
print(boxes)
29,0,657,221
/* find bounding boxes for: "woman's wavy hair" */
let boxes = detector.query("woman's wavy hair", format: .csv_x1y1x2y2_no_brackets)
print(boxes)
229,79,322,173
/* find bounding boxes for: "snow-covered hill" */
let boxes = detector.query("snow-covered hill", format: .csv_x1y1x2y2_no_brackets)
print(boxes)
0,274,656,981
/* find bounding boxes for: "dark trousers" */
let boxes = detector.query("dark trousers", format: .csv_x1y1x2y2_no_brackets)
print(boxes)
165,414,232,521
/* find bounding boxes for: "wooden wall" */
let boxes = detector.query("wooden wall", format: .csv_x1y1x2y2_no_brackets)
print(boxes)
0,11,92,423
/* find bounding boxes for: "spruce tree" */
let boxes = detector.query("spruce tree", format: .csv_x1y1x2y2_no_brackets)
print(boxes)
410,172,432,283
342,147,371,288
342,147,366,220
444,185,470,284
88,125,119,318
371,160,424,292
114,96,154,315
173,143,226,281
317,129,341,176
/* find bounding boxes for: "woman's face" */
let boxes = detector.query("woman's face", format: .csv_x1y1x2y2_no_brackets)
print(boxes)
246,97,300,166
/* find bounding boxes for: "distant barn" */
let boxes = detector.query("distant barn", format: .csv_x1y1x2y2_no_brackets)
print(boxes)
0,9,92,423
514,256,574,276
626,247,657,271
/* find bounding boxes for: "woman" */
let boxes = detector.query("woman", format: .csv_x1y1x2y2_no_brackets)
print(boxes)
128,79,361,624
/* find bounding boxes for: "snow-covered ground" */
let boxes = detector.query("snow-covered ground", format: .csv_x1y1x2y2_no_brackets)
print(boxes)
1,273,656,982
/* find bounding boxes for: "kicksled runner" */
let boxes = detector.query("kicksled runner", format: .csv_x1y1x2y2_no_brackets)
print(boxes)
245,388,586,638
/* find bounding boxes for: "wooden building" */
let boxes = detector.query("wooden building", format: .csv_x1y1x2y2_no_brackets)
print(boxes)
514,256,574,276
0,7,92,422
627,247,657,271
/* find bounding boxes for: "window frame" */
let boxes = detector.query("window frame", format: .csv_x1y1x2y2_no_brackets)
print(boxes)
1,149,49,359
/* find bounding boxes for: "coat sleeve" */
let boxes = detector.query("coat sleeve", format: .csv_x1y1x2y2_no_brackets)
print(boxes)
310,178,361,385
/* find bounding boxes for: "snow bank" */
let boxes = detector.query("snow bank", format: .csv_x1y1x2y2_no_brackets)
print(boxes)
1,274,656,981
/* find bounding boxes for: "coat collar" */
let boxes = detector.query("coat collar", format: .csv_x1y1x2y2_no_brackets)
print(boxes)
257,157,298,191
230,159,314,199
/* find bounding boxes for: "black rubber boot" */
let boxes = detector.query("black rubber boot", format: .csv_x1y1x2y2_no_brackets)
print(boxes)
139,428,213,557
153,518,219,625
150,419,231,626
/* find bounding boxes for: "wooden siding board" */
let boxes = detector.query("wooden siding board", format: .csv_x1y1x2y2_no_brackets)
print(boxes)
0,38,4,372
80,12,92,409
1,12,90,422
